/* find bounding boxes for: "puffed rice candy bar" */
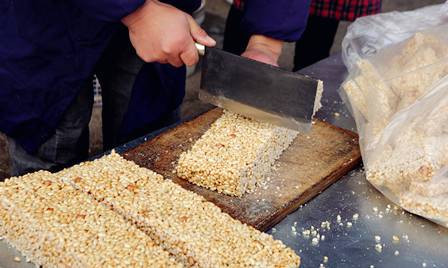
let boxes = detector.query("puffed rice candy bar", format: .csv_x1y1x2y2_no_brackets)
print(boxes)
176,110,298,197
59,152,301,268
0,171,181,268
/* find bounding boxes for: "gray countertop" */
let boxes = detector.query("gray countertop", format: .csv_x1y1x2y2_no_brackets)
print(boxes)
1,54,447,268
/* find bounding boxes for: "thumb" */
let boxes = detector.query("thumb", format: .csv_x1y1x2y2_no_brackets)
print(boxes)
186,15,216,47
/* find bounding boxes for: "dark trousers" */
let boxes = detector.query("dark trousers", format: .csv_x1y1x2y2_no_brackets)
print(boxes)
294,15,340,71
7,82,94,175
8,32,178,176
223,6,340,72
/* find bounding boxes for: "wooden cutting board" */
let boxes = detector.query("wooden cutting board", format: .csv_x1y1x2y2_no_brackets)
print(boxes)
123,108,361,231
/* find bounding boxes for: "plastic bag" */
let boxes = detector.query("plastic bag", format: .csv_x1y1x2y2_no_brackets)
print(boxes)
340,5,448,227
342,2,448,72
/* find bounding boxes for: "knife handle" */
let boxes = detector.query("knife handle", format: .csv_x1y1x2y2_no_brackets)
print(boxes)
195,43,205,56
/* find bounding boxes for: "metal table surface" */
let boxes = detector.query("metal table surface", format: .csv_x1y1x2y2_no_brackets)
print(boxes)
1,54,448,268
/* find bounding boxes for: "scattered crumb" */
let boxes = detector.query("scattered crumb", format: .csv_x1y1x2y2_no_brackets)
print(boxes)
422,262,427,267
346,222,352,228
321,221,331,230
392,235,400,243
291,226,297,236
336,215,342,223
352,213,359,221
321,235,326,241
312,237,319,246
394,250,400,256
320,264,325,268
334,112,340,117
375,244,383,253
14,256,21,262
370,265,375,268
302,230,310,238
373,207,378,213
374,235,381,243
403,234,409,242
323,256,329,263
271,228,276,233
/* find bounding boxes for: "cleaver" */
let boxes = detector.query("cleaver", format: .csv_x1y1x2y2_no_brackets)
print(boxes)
196,44,323,133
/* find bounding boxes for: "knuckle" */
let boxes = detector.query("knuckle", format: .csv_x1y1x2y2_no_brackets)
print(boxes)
137,51,151,63
161,44,173,54
172,62,183,68
194,28,206,37
162,37,188,55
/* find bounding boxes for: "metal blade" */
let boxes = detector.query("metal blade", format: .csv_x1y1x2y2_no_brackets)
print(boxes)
199,48,322,132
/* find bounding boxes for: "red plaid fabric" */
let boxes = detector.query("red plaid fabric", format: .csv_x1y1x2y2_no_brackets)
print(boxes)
309,0,382,21
234,0,243,9
234,0,380,21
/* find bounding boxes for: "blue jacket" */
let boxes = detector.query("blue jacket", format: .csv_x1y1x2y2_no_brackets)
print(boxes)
237,0,310,42
0,0,308,153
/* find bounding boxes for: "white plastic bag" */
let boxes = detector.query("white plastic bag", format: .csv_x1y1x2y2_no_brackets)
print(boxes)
340,4,448,227
342,2,448,72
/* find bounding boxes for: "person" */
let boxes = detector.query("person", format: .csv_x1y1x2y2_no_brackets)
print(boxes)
223,0,311,67
0,0,215,176
294,0,382,71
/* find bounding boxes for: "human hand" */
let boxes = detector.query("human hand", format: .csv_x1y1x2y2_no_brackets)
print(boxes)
241,35,283,67
122,0,216,67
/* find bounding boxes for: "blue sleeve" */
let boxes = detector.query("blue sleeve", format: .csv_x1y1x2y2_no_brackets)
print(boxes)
241,0,310,42
72,0,145,22
161,0,201,14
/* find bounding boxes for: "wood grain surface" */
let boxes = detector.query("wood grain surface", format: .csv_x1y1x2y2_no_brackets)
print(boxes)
123,108,361,231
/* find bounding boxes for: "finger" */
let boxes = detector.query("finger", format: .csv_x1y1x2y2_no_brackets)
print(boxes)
136,50,157,63
167,54,184,68
186,15,216,47
180,42,199,66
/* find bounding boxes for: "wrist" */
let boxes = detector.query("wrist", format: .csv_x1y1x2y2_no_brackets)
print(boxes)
246,35,283,59
122,0,155,27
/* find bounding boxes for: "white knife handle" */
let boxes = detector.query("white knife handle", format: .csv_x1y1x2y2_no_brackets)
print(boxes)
195,43,205,56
